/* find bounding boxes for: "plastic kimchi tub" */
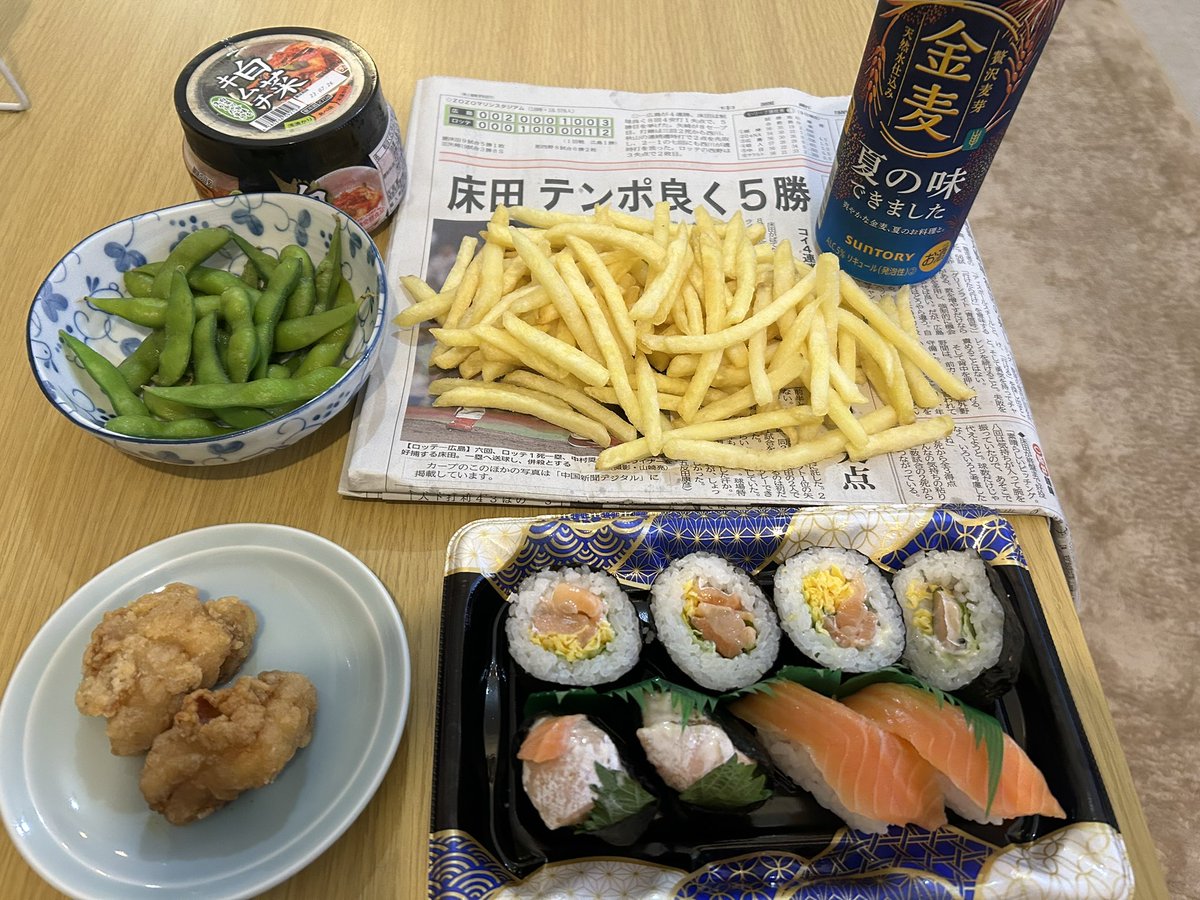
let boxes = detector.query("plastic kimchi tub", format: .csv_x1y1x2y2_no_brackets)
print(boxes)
174,27,407,232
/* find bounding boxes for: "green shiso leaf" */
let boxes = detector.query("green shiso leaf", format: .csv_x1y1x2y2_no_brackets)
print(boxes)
775,665,843,695
836,666,1005,817
605,678,660,710
576,763,655,833
835,666,927,697
678,755,772,810
961,702,1005,818
722,665,843,701
523,687,601,718
608,677,718,725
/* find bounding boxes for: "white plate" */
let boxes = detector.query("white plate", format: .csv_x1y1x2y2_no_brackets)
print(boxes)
0,524,411,899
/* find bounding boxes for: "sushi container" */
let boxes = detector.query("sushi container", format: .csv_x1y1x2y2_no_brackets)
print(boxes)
430,505,1133,899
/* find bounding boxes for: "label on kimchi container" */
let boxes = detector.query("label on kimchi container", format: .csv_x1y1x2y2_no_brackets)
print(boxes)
187,33,366,139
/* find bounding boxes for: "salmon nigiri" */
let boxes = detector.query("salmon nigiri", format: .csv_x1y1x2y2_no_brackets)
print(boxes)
842,682,1066,824
731,680,946,833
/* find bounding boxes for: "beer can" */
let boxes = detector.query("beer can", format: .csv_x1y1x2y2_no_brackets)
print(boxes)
816,0,1065,285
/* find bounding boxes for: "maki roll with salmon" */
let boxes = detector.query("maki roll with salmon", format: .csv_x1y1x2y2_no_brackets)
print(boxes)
893,550,1019,698
773,548,904,672
650,553,780,691
517,713,655,838
632,683,770,811
506,567,641,686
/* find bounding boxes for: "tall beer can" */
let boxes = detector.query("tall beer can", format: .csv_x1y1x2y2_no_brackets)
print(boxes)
816,0,1065,285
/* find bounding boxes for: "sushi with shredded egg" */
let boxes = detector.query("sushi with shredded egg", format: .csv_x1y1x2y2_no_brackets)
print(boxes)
517,713,655,837
650,553,780,691
893,550,1008,693
506,567,641,686
773,548,904,672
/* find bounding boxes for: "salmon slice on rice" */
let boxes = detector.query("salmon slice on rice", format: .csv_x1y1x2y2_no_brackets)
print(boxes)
731,679,947,833
842,682,1065,824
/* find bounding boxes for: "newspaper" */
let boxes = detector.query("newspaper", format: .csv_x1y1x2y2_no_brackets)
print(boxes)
340,76,1067,574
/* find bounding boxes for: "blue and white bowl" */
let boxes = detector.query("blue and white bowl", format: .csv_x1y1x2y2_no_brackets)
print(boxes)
27,193,389,466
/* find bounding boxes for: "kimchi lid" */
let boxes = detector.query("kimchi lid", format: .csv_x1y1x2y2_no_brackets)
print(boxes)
174,27,384,172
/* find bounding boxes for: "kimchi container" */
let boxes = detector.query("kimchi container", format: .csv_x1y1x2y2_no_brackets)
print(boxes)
174,27,406,232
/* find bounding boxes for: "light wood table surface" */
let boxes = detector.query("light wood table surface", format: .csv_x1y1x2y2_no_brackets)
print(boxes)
0,2,1166,898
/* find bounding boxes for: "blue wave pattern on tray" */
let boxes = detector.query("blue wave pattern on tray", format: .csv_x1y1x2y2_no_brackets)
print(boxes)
876,503,1027,572
429,827,996,899
487,505,1023,595
500,513,650,593
428,831,510,898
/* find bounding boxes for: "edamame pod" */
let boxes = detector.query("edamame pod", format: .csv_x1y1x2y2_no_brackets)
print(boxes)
273,301,359,352
251,256,301,380
156,269,195,386
143,366,346,409
60,331,149,418
295,277,358,376
151,227,233,299
88,294,222,329
229,232,279,279
312,221,343,315
220,286,259,383
105,416,236,438
116,330,165,392
281,245,317,319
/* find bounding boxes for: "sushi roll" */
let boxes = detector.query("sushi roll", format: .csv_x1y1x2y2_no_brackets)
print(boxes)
517,714,655,834
893,550,1006,692
506,567,640,686
634,686,770,810
843,682,1065,824
650,553,780,691
730,679,946,833
773,548,904,672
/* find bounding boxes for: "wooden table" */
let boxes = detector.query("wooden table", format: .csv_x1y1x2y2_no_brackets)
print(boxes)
0,2,1166,897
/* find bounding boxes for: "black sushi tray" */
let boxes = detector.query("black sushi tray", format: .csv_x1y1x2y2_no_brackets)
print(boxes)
427,505,1129,899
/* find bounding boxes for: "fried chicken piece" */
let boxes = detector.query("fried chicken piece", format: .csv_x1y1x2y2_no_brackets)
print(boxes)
75,582,258,755
140,671,318,825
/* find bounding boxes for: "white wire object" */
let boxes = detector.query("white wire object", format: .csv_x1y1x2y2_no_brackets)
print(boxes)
0,57,30,111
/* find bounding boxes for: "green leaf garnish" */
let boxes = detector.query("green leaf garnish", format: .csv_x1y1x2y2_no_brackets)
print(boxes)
576,763,655,833
523,686,601,718
836,666,1005,817
678,755,772,810
776,665,844,695
608,677,718,725
722,665,844,701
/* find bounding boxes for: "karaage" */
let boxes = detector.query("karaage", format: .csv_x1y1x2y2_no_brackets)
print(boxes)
75,582,257,755
140,670,318,824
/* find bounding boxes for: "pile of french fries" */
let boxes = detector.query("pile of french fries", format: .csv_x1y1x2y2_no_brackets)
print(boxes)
394,203,974,472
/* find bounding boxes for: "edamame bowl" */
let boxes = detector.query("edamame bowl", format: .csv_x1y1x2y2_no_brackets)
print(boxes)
27,193,388,465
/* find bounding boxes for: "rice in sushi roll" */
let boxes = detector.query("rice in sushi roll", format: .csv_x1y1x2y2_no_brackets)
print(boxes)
773,548,904,672
506,567,641,686
650,553,779,691
893,550,1004,692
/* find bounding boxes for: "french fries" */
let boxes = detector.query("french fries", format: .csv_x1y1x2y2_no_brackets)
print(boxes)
395,202,975,472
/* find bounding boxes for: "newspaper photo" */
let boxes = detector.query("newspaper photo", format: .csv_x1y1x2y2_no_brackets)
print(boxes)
340,76,1064,542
